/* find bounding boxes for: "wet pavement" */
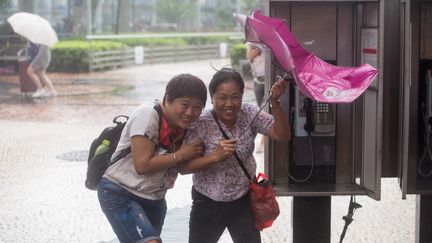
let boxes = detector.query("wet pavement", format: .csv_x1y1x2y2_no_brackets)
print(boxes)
0,59,418,243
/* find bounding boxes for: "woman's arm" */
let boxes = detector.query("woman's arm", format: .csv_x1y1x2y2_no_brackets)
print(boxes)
177,138,237,175
131,135,204,174
266,79,291,141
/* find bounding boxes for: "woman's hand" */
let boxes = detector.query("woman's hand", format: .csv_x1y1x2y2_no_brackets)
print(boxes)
269,78,287,109
270,78,287,101
211,138,237,162
177,138,237,175
176,140,204,162
267,78,291,141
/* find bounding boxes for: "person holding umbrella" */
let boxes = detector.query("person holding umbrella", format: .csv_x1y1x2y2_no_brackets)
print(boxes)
7,12,59,97
179,68,291,243
27,42,57,98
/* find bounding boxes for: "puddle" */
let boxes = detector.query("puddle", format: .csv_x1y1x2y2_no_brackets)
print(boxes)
56,150,89,161
117,82,165,100
70,79,108,85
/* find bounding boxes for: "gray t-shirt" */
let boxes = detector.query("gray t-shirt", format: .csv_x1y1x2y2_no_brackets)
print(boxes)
103,103,178,200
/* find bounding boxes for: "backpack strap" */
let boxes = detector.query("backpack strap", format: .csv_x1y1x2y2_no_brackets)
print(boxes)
154,103,163,133
110,104,163,164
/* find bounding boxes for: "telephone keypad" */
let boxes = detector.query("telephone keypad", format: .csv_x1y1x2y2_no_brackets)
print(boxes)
314,102,334,125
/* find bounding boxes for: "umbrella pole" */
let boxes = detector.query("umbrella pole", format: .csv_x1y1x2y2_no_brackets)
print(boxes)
237,73,293,140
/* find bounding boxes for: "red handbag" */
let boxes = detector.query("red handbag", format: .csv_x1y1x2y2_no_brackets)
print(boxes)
249,173,280,230
211,111,280,230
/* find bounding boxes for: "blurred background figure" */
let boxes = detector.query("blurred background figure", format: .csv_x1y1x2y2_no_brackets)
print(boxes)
6,12,59,98
247,44,266,152
246,44,265,106
27,42,57,98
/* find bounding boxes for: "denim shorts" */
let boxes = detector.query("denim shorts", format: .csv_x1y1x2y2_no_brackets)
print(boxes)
97,178,167,243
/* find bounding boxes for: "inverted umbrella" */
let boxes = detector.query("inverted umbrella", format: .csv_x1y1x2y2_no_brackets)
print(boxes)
233,13,247,26
7,12,58,47
245,10,378,103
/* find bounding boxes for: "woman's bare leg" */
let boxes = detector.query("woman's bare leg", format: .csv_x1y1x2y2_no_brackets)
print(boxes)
27,66,43,90
37,70,57,95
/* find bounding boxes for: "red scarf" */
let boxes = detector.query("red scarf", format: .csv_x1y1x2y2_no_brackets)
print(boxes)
159,116,184,152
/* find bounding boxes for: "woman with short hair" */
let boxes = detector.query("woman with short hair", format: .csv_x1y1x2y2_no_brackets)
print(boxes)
98,74,207,243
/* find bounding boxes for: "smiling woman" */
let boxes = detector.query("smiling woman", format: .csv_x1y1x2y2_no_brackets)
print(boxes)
179,68,291,243
97,73,207,243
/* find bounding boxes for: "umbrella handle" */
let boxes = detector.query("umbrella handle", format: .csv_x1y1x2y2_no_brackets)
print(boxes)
277,72,295,83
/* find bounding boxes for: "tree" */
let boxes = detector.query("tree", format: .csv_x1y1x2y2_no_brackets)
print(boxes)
116,0,132,33
155,0,195,25
0,0,11,14
215,4,236,30
242,0,264,14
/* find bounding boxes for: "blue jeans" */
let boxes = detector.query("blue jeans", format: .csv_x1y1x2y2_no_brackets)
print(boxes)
98,178,167,243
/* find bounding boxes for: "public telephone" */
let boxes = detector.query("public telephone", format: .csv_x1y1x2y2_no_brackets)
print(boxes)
289,87,337,183
294,88,336,137
418,70,432,178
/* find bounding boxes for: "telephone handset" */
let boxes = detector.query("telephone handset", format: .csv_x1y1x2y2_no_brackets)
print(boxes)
294,88,336,137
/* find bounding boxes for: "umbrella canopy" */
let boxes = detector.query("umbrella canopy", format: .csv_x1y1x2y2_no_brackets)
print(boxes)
233,13,247,26
7,12,58,47
244,10,378,103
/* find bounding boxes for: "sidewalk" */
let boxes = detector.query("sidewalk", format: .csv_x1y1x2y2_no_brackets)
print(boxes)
0,59,417,243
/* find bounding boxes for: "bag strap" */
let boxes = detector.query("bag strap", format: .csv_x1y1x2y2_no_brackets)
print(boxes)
111,104,163,164
210,110,253,181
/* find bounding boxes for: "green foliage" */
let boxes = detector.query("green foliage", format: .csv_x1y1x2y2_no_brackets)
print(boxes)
61,34,88,41
0,0,11,13
215,6,236,30
48,34,242,72
230,43,247,67
242,0,265,13
49,40,125,72
183,36,231,45
58,35,231,46
0,21,14,35
117,38,187,47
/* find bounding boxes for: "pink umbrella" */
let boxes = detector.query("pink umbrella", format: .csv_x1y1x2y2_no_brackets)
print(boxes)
245,10,378,103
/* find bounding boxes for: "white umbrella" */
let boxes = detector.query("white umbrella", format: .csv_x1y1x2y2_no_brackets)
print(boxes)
7,12,58,47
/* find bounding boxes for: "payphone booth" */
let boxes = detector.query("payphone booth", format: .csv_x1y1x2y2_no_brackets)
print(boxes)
399,0,432,241
263,1,384,241
264,0,384,199
399,0,432,198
